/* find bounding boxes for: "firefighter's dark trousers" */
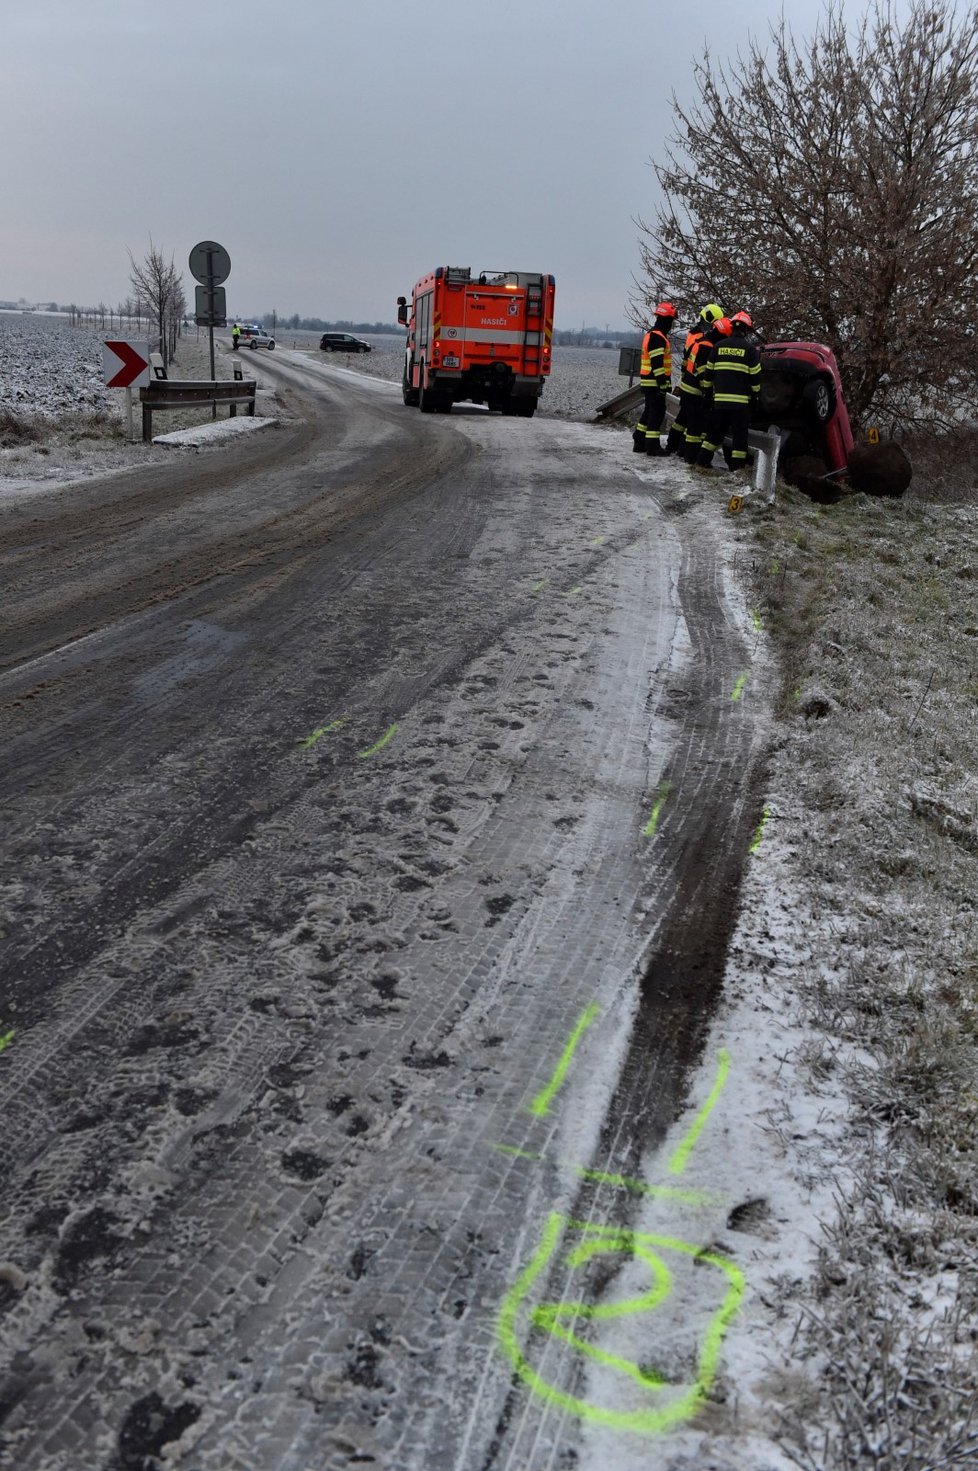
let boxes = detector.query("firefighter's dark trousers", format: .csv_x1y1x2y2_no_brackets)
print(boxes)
680,394,710,463
665,393,690,454
698,402,751,469
633,385,667,453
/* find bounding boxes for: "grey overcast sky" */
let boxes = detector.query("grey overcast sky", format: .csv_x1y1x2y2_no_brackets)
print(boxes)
2,0,921,329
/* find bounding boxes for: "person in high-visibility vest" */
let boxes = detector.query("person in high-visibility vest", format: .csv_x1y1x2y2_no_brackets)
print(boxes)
665,302,724,456
696,311,761,473
632,302,677,455
678,313,732,465
232,322,241,350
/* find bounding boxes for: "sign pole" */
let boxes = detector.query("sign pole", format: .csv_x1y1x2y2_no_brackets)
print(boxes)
126,385,134,442
189,241,231,423
206,246,216,418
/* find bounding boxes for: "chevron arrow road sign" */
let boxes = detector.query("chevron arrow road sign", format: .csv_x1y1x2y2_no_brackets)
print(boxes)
102,340,151,389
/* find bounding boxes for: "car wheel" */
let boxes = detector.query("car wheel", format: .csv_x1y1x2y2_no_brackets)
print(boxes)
268,342,274,350
759,375,796,415
803,375,835,425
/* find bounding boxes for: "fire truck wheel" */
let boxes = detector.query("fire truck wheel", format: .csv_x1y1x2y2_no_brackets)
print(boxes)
402,370,419,407
418,369,450,414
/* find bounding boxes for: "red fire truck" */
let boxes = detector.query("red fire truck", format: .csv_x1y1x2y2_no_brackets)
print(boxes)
396,266,555,416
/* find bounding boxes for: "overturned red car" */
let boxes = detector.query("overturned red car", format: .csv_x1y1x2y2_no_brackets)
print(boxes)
750,340,911,497
752,341,854,475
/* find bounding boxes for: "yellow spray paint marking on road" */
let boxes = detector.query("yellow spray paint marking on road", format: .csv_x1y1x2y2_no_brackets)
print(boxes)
0,1029,14,1054
357,723,399,760
491,1153,718,1209
498,1213,745,1434
668,1048,730,1176
529,1002,600,1117
576,1169,718,1208
731,673,748,702
533,1232,673,1388
298,717,345,750
565,586,582,597
643,780,672,838
749,805,771,854
494,1144,542,1161
531,578,549,594
498,1041,742,1435
751,607,763,632
591,535,607,546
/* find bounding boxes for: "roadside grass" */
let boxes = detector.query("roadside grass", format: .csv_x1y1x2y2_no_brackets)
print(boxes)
0,407,129,451
743,458,978,1468
0,409,46,447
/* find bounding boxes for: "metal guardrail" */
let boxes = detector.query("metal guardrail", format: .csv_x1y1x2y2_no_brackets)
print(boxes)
139,378,257,442
594,386,782,503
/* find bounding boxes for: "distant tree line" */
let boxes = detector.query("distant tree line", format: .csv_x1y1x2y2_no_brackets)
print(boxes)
22,293,633,352
552,328,641,348
236,315,402,334
238,316,638,347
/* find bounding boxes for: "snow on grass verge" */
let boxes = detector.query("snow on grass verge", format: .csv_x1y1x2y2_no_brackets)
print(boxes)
732,485,978,1469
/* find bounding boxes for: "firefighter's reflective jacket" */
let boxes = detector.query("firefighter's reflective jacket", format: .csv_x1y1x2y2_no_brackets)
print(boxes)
639,328,672,390
700,331,761,406
677,331,711,397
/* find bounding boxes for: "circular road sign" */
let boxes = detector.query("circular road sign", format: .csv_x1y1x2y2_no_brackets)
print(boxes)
189,240,231,286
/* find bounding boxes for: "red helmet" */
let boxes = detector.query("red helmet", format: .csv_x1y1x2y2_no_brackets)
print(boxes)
731,310,753,329
653,301,677,319
714,317,733,336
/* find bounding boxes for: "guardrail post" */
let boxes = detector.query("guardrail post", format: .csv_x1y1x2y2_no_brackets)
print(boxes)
749,425,781,503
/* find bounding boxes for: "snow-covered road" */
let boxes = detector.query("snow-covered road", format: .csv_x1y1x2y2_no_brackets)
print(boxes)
0,354,820,1470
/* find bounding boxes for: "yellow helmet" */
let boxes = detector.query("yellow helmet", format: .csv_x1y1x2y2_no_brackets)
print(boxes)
699,302,724,324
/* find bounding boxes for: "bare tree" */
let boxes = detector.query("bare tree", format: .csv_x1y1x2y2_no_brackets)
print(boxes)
127,239,185,369
635,1,978,429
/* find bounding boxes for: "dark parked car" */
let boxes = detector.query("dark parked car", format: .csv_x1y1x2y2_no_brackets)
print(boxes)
320,333,371,354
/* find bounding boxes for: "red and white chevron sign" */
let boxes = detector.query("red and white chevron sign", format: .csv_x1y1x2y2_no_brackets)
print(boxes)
102,340,150,389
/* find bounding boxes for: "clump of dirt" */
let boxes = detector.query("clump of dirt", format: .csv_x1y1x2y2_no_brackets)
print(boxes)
847,439,912,498
110,1391,200,1471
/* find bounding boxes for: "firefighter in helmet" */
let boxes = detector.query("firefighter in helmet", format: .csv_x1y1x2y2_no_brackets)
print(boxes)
696,311,761,474
633,301,677,455
232,321,241,350
679,310,731,465
665,303,724,458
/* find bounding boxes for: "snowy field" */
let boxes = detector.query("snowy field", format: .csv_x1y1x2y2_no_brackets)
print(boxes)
0,312,625,425
3,308,978,1466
